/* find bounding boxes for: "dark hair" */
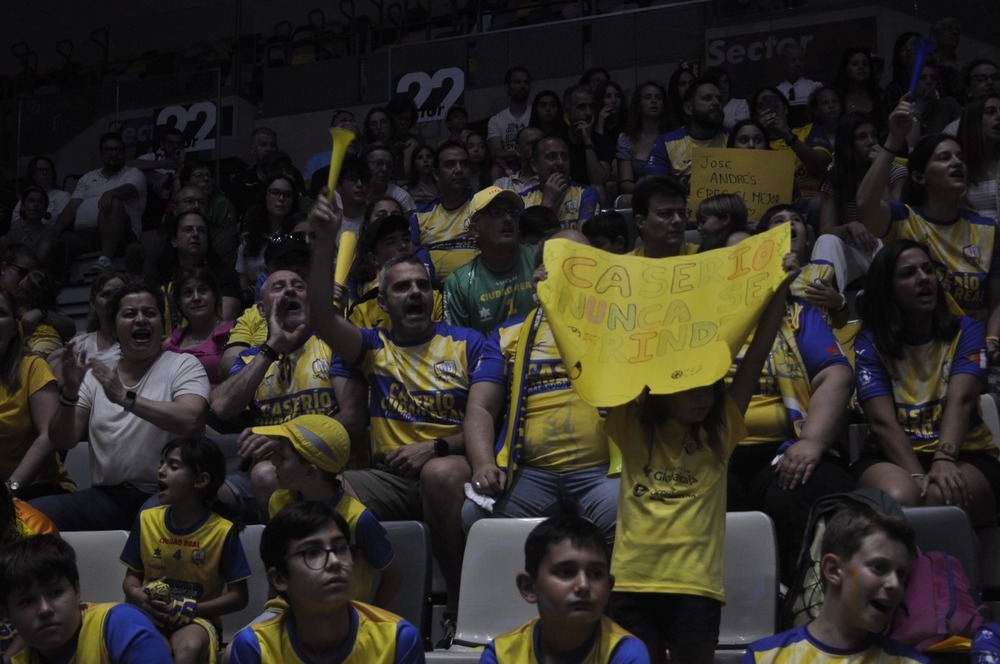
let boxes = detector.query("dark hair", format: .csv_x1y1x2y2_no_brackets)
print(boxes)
961,59,999,102
250,127,277,141
666,65,697,126
337,154,371,187
519,205,561,244
901,133,961,206
445,105,467,123
260,501,351,576
19,185,48,211
562,84,592,109
98,131,124,149
386,96,419,132
829,113,880,217
750,86,790,117
640,381,729,463
833,48,884,126
107,279,166,330
172,265,222,320
362,106,392,146
434,140,468,171
579,68,609,88
701,66,729,92
807,86,841,116
529,90,567,137
160,436,231,515
523,515,609,578
377,253,428,293
25,156,57,189
682,78,716,106
156,210,224,282
632,176,686,217
695,193,749,252
959,94,1000,184
594,80,627,137
504,66,530,85
179,160,212,187
16,269,60,312
821,501,915,566
726,119,771,149
861,239,958,359
463,130,493,187
757,204,801,232
624,80,669,141
407,144,436,188
581,211,629,247
0,534,79,606
244,174,298,257
350,202,407,288
0,290,24,393
85,271,125,333
890,31,922,88
531,135,569,162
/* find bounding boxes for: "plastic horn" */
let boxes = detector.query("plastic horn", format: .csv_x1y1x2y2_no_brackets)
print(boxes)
325,127,356,202
334,229,357,288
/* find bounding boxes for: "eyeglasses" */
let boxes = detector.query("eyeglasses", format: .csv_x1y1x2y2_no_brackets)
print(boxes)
286,541,354,570
267,188,294,201
190,172,213,181
971,73,1000,84
367,159,392,170
2,262,30,279
655,208,691,220
482,207,521,220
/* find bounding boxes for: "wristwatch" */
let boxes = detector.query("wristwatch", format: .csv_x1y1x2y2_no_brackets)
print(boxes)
433,438,450,457
5,479,20,496
123,390,138,411
937,441,959,458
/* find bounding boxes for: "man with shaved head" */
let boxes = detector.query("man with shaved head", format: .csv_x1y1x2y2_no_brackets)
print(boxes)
462,229,619,545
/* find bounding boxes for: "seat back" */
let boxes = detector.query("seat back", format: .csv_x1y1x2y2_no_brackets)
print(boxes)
980,394,1000,443
902,505,981,590
452,517,544,647
220,524,269,642
718,511,779,650
60,530,129,603
382,521,432,640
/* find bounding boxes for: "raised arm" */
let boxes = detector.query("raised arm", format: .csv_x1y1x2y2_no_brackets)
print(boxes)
858,98,914,238
89,360,207,436
307,191,364,365
48,342,91,450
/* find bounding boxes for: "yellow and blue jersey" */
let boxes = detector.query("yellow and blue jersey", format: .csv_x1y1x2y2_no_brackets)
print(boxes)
408,196,477,280
230,334,352,425
349,290,444,331
473,314,610,471
480,616,648,664
226,306,268,349
228,601,423,664
742,624,927,663
768,123,831,202
267,489,394,603
645,127,728,187
120,506,251,603
606,395,746,601
357,323,485,458
11,603,173,664
884,202,1000,322
855,316,994,455
520,183,599,229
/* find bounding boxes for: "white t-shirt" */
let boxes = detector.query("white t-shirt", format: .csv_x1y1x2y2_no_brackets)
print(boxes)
10,189,70,229
70,166,147,239
487,107,532,154
77,352,209,492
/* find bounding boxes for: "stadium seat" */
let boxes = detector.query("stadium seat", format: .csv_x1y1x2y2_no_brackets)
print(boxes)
220,524,268,643
61,530,130,604
902,505,981,591
382,520,432,644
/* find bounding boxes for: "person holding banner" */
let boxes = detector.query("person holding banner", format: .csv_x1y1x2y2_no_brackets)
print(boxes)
630,177,697,258
605,247,801,664
857,97,1000,350
308,192,484,646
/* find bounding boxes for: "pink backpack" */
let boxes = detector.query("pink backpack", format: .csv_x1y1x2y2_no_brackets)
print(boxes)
890,550,992,650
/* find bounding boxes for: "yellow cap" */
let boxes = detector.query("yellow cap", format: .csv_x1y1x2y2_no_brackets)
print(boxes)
251,414,350,473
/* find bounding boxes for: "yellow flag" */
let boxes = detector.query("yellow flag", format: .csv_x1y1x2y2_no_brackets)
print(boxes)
536,224,791,406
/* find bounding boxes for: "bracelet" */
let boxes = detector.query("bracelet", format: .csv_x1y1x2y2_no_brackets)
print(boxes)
910,473,925,479
881,142,907,156
59,389,79,407
257,343,280,362
931,457,957,464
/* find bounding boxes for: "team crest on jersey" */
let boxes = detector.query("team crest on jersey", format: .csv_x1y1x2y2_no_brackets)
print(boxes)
434,360,459,380
312,357,330,379
963,244,983,269
192,549,205,566
564,199,579,215
857,368,872,387
153,547,162,559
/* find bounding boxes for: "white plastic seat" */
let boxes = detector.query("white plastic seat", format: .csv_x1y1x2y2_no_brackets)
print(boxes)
60,530,129,603
716,511,779,661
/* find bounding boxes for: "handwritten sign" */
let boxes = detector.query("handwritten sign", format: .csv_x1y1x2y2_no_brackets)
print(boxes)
536,225,790,406
688,148,795,221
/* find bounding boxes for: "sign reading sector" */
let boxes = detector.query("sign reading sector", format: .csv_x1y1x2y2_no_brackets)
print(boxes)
688,148,795,221
536,225,791,406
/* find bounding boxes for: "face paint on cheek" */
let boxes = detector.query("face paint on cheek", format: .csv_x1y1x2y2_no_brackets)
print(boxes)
847,568,865,613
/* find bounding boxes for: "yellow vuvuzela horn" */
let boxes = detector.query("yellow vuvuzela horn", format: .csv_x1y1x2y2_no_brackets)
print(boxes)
325,127,357,288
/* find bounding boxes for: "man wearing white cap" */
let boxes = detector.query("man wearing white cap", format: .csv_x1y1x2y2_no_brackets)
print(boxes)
443,186,537,335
